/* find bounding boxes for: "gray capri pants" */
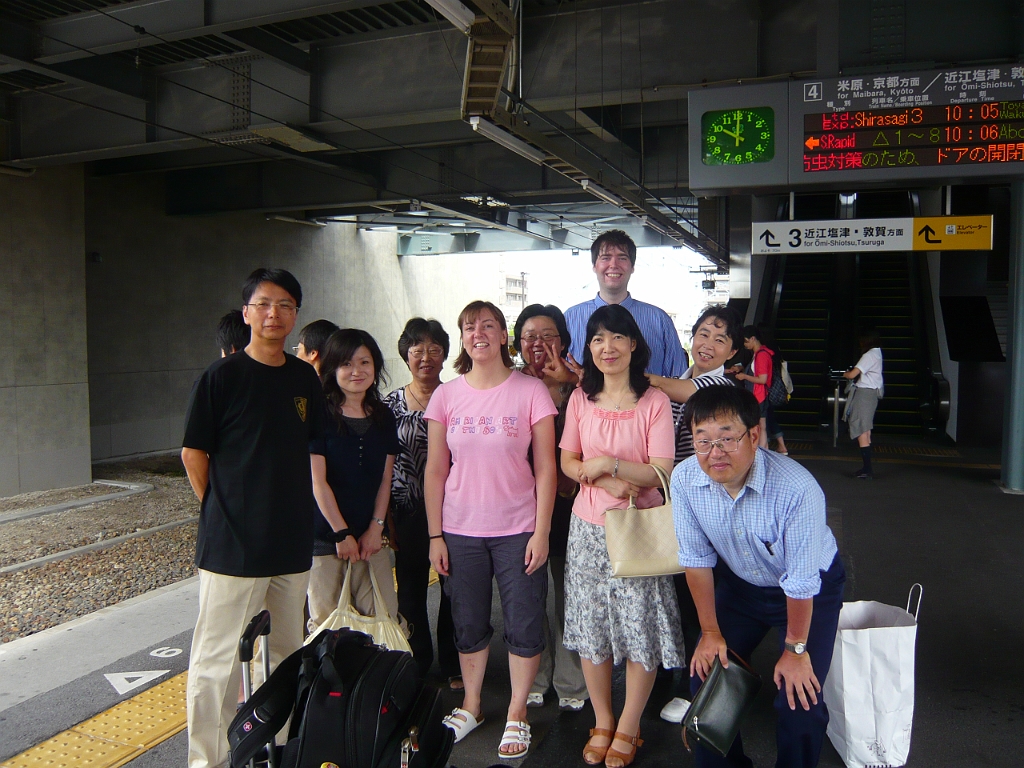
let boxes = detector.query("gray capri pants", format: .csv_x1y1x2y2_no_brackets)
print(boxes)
443,531,547,657
846,386,880,437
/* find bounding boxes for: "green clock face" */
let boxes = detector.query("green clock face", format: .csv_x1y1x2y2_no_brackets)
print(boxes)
701,107,775,165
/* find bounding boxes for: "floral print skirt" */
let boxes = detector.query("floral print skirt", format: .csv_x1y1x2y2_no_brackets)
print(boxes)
563,514,685,672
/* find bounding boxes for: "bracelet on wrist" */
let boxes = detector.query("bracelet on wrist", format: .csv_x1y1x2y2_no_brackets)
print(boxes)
612,457,619,479
429,533,444,540
330,527,352,543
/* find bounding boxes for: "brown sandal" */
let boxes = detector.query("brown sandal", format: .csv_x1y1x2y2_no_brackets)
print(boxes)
583,728,615,765
604,730,643,768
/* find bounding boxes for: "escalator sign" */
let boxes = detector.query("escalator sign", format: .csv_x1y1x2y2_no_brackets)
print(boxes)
752,215,992,253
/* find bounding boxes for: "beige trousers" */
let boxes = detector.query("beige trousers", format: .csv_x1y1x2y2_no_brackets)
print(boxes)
306,549,400,635
186,569,309,768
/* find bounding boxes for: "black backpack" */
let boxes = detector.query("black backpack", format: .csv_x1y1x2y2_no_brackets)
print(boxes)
766,352,789,408
228,628,454,768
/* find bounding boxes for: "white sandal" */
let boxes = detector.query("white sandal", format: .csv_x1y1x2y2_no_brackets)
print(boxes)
441,707,484,743
498,720,531,759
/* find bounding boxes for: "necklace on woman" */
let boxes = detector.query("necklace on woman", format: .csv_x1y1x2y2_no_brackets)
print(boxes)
607,388,633,411
406,385,431,410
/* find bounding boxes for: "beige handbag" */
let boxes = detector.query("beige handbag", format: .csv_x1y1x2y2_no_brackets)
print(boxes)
307,561,412,652
604,464,684,578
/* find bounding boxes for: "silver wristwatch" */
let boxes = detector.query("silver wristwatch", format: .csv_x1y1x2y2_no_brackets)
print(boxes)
372,517,386,527
784,641,807,655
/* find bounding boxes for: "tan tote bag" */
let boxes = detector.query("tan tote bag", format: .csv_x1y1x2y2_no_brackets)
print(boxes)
604,464,684,578
307,561,412,652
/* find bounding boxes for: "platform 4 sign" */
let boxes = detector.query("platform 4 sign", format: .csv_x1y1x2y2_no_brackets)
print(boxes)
752,215,993,254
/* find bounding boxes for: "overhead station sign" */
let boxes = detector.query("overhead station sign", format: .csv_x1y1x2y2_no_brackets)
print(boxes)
751,216,993,254
689,66,1024,194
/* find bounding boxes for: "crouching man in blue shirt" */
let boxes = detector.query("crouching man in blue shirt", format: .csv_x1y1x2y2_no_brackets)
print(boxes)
670,386,845,768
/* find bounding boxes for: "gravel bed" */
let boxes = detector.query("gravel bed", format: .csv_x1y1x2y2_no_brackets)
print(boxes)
0,483,115,514
0,454,199,644
0,456,196,568
0,523,198,643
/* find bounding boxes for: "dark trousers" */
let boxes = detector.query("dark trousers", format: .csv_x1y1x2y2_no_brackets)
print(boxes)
673,572,702,696
690,556,845,768
392,503,459,678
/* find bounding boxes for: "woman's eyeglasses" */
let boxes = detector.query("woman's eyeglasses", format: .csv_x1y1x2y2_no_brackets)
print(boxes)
409,346,444,360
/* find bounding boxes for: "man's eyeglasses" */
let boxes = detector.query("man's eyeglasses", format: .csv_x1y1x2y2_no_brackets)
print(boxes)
520,333,561,344
693,430,749,455
247,301,297,314
409,346,445,360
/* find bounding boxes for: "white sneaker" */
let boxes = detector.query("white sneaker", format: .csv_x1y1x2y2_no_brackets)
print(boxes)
558,697,586,711
659,697,691,723
526,692,545,707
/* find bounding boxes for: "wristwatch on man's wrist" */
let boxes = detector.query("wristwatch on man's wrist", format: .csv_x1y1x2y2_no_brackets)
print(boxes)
784,641,807,655
372,517,386,527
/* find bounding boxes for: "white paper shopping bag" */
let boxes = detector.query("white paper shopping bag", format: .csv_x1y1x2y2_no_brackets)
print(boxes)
823,584,922,768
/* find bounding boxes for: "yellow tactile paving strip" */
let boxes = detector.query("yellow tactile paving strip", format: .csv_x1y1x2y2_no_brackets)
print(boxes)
1,671,188,768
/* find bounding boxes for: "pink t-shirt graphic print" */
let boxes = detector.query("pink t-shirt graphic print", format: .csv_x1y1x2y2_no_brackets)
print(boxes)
424,371,557,537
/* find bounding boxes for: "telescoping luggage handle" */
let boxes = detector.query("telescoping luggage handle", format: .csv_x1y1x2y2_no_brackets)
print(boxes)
238,610,275,768
906,583,923,621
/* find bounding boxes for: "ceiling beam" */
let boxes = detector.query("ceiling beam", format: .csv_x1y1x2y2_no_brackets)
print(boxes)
223,28,311,73
35,0,394,64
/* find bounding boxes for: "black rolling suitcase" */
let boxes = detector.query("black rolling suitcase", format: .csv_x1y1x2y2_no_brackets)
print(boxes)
228,622,453,768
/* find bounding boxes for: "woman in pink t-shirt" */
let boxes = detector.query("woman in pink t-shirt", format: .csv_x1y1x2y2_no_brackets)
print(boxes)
424,300,557,759
560,304,683,768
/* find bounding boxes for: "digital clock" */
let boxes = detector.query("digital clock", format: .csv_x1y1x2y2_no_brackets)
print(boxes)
701,107,775,165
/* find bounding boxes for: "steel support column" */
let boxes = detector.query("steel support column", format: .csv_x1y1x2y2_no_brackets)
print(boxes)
1001,180,1024,490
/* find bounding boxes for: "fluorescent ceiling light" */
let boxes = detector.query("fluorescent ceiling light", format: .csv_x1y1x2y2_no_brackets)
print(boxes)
423,0,477,34
580,179,625,206
470,116,547,165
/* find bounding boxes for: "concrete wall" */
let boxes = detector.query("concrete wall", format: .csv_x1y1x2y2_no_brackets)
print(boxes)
85,174,411,460
0,166,91,494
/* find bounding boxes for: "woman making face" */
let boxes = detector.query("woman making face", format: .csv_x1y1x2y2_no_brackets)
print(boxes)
559,304,683,768
383,318,461,685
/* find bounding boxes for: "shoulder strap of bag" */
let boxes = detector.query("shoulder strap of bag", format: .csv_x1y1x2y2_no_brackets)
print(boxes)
228,643,306,768
650,464,671,501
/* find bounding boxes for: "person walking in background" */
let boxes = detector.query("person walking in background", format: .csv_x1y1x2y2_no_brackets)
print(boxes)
425,300,557,759
307,329,403,634
384,318,462,687
182,269,324,768
294,319,340,373
216,309,249,357
560,304,683,768
734,325,776,450
843,328,884,479
513,304,589,712
564,229,688,377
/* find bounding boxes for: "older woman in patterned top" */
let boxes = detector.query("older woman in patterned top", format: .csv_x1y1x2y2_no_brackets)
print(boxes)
384,318,461,684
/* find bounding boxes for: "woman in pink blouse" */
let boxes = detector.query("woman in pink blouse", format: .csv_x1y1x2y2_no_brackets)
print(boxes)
560,304,683,768
424,300,557,760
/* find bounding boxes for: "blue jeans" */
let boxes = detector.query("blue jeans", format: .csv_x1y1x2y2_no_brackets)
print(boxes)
690,555,845,768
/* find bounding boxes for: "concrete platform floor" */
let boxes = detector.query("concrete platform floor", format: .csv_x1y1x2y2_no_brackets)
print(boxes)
1,437,1020,768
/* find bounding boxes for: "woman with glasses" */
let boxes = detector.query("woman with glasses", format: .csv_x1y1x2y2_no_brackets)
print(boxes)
425,300,557,759
307,328,403,636
560,304,683,768
513,304,589,712
383,318,461,686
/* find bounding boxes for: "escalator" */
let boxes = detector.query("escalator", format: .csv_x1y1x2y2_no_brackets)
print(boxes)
855,254,921,431
772,254,834,431
760,191,946,436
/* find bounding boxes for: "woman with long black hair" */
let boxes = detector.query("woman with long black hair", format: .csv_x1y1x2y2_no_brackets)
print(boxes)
307,328,403,633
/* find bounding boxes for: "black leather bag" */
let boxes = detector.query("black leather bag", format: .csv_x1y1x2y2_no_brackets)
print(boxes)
682,650,762,757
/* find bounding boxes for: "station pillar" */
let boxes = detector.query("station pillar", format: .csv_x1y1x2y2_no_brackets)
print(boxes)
1002,181,1024,491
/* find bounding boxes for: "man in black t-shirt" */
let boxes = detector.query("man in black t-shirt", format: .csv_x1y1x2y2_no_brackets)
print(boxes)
182,269,325,768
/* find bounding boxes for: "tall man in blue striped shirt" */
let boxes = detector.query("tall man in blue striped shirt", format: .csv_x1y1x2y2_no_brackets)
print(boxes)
671,386,845,768
564,230,688,376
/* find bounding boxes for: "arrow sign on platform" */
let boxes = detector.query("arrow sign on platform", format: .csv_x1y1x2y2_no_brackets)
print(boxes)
759,229,779,247
104,670,169,695
918,225,942,244
805,136,820,150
